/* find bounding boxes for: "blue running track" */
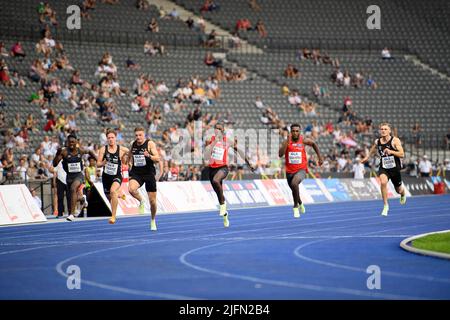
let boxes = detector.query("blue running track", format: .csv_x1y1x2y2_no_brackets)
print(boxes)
1,195,450,300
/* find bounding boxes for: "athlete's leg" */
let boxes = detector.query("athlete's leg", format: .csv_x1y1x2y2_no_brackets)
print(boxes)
379,174,390,216
129,178,145,213
67,179,81,221
289,170,306,217
128,179,143,202
148,191,157,230
108,181,121,224
210,168,229,227
379,174,389,206
211,169,227,205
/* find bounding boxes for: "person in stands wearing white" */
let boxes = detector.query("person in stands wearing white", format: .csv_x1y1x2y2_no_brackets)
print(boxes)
418,155,432,177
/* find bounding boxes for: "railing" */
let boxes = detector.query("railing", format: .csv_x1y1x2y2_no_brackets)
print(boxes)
0,24,412,55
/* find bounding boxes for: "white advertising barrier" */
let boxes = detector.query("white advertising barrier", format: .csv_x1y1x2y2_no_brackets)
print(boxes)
94,181,216,216
369,177,412,198
0,185,47,226
93,178,413,216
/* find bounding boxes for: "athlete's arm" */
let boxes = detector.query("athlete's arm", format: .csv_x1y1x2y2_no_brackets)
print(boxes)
96,146,106,168
278,138,288,158
120,146,130,164
52,148,66,167
304,138,323,165
127,143,134,167
385,137,405,158
85,149,98,161
233,138,255,171
204,138,213,162
146,141,160,163
361,140,378,164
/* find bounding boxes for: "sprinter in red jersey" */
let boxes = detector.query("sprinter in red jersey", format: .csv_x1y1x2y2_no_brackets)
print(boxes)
205,123,255,227
279,123,323,218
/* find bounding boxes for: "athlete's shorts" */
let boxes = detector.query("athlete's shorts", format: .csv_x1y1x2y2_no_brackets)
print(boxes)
209,166,229,183
286,169,307,186
66,173,85,189
129,173,157,192
102,174,122,194
378,169,403,188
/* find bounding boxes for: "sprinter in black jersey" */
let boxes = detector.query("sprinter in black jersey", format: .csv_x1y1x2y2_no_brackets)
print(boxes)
128,127,160,231
361,123,406,216
53,134,97,221
97,128,129,225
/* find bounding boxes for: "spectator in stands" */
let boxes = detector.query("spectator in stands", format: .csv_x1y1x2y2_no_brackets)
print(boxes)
186,16,195,29
31,188,42,208
10,71,26,87
248,0,261,11
0,42,9,57
281,83,290,96
343,71,351,87
136,0,149,10
255,20,268,38
411,123,422,146
288,90,301,107
0,61,13,86
367,74,378,89
201,0,219,13
381,47,393,60
205,30,220,47
10,42,26,60
444,159,450,171
235,18,252,33
169,8,179,19
196,16,206,32
352,157,365,179
284,64,300,78
204,52,221,67
0,94,5,110
418,155,432,177
148,18,159,33
229,32,242,49
255,96,265,110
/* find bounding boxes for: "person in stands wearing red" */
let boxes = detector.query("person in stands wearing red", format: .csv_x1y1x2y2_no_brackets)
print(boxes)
279,123,323,218
205,122,255,227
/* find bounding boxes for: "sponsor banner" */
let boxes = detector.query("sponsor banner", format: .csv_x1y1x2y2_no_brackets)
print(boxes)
94,181,216,216
202,180,270,209
0,185,46,226
402,177,434,195
321,179,352,202
301,179,333,203
369,177,412,198
255,179,289,206
340,179,382,200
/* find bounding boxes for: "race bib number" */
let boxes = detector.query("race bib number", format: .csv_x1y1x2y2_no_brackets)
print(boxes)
382,156,396,169
133,155,146,167
105,162,118,175
68,162,81,173
288,152,302,164
211,146,225,161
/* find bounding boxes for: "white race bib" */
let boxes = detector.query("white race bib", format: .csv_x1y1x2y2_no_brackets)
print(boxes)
105,162,118,175
133,155,146,167
211,146,225,161
68,162,81,173
288,152,302,164
382,156,396,169
90,175,96,183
